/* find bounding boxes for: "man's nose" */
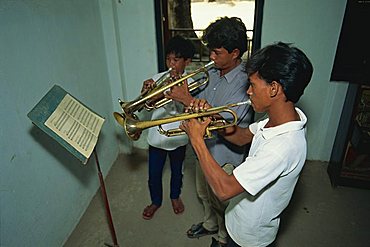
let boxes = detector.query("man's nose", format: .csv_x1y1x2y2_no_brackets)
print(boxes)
247,85,252,95
169,59,176,66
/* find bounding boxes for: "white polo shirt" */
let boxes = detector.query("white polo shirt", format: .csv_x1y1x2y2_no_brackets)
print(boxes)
225,108,307,247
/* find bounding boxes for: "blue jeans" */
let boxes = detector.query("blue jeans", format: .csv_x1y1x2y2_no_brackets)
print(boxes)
148,145,186,206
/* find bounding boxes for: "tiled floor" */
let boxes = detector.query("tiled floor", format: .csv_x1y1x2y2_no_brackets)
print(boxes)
65,146,370,247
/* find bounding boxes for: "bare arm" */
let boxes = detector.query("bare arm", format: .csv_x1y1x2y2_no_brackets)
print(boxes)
180,118,245,201
218,124,254,146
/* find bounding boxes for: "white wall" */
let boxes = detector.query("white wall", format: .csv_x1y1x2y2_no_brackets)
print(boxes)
261,0,348,161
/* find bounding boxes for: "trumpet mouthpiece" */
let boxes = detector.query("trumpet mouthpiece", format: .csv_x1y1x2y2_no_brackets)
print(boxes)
237,99,251,106
205,60,215,68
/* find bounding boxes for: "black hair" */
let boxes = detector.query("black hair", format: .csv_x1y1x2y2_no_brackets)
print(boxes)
245,42,313,103
165,35,195,59
202,16,248,58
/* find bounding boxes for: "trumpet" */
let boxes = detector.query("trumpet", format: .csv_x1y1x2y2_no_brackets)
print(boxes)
113,100,251,141
118,61,215,119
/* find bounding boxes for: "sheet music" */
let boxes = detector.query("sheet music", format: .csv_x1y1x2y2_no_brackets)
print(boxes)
45,94,105,159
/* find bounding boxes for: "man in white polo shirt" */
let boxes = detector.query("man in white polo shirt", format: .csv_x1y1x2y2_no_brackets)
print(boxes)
180,42,313,247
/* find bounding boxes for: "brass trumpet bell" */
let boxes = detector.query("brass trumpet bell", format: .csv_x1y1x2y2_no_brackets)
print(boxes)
113,111,142,141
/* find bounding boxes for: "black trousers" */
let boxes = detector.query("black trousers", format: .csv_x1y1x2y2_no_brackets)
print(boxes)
226,236,277,247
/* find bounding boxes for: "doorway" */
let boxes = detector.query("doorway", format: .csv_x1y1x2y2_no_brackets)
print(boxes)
154,0,264,71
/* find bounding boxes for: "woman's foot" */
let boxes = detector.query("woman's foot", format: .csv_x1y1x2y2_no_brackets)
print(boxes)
142,204,160,220
171,198,185,215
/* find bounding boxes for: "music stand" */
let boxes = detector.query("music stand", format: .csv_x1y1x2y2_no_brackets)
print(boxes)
27,84,119,247
93,147,119,247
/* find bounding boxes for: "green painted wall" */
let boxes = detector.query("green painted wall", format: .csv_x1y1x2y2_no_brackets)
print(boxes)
261,0,348,161
1,0,121,246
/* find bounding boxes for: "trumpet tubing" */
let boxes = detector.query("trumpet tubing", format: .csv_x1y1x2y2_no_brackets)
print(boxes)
113,99,251,141
117,61,215,118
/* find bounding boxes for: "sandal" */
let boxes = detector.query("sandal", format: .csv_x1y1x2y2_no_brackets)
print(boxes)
171,198,184,215
142,204,160,220
211,237,227,247
186,222,218,239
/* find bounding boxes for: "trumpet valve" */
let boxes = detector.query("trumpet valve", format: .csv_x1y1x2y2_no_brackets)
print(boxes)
204,128,213,139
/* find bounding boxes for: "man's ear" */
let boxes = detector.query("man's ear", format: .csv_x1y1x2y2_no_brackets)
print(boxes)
269,81,280,97
185,58,192,66
231,49,240,60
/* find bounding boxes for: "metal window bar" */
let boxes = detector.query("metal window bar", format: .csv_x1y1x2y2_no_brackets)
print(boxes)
169,28,254,63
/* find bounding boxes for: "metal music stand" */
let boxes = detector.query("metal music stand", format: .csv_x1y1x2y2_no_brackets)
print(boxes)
93,147,119,247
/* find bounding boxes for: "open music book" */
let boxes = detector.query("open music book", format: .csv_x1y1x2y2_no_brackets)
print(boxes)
28,85,105,164
45,94,104,159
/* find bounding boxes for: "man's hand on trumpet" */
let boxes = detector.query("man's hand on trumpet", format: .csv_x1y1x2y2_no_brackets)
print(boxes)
164,80,193,106
142,78,165,105
186,98,223,123
180,98,212,141
141,78,156,94
169,68,182,81
185,98,212,113
180,115,212,144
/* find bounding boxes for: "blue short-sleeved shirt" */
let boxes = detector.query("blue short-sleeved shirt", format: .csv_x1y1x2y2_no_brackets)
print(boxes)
195,62,254,166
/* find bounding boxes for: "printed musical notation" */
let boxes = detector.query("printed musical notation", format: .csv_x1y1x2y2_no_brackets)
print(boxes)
45,94,105,159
